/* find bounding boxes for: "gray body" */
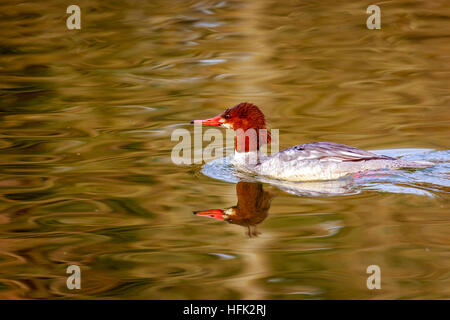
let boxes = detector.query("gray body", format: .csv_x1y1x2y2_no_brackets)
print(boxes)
232,142,434,181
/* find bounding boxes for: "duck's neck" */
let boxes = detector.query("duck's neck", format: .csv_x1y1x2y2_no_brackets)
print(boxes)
234,127,270,153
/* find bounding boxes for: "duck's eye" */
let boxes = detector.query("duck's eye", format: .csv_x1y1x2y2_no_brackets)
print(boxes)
224,114,231,119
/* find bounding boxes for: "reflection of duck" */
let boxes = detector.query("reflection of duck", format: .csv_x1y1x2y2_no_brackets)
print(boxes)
193,182,275,237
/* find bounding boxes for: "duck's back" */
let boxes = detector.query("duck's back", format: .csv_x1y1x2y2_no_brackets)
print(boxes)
254,142,433,181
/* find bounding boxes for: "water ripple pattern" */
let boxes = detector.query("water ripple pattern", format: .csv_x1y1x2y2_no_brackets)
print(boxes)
0,0,448,299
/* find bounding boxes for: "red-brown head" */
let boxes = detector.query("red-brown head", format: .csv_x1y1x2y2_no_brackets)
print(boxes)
191,102,271,152
190,103,266,130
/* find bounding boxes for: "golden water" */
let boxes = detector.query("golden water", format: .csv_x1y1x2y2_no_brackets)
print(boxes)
0,0,449,299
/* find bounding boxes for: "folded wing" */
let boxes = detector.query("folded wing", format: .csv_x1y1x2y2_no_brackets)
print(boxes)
276,142,396,163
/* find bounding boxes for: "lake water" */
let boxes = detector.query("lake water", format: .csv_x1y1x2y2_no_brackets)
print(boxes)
0,0,449,299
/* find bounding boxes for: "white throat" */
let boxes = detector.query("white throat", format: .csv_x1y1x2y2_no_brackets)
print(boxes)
232,150,263,168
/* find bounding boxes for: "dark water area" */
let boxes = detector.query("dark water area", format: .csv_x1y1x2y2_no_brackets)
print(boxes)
0,0,449,299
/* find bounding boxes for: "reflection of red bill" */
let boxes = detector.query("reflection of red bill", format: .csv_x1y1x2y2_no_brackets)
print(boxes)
193,209,224,221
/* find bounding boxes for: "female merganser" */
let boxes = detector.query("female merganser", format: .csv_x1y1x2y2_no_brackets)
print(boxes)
191,103,434,181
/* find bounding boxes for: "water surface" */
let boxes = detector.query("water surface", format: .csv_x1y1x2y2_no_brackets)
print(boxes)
0,0,449,299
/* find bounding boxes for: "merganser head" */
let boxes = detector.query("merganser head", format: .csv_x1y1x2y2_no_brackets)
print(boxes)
190,102,271,152
190,102,267,130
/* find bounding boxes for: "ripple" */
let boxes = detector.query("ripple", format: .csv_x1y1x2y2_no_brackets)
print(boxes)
0,155,63,165
0,0,449,300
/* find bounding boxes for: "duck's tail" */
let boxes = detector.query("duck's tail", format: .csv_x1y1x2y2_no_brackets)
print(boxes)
396,160,434,169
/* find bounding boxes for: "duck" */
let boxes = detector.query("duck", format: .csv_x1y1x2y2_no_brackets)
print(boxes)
191,102,434,181
193,181,274,237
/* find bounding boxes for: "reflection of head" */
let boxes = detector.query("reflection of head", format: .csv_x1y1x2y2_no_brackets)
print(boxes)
193,182,275,237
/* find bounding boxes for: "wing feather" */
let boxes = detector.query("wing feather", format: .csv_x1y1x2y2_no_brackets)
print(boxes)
277,142,395,163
